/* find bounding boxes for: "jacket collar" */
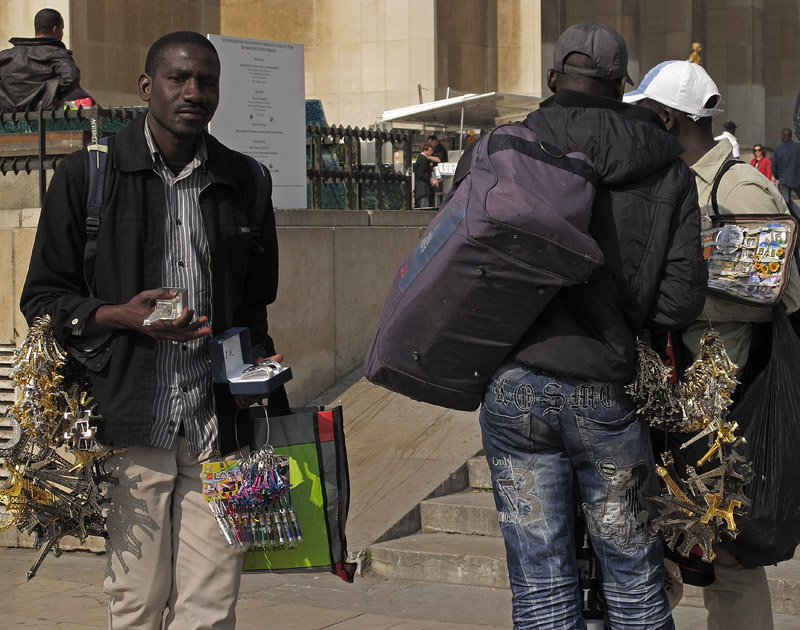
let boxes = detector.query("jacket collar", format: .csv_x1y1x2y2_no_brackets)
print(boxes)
691,139,734,188
9,37,67,49
540,88,667,130
111,113,240,188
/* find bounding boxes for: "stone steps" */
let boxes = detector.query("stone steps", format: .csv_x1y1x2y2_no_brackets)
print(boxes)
366,456,800,618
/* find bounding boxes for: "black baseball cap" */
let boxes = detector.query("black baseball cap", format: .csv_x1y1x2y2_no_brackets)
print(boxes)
553,22,633,85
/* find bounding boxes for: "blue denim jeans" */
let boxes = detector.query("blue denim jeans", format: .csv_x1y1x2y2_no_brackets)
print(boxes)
479,364,673,630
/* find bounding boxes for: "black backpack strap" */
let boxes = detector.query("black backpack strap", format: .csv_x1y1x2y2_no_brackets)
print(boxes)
242,154,269,254
711,159,744,214
243,154,268,234
84,137,110,295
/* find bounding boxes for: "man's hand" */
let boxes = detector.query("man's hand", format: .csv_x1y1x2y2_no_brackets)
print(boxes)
89,288,211,342
234,353,285,409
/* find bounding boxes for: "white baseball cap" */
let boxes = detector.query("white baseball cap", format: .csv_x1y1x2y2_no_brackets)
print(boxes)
623,60,723,121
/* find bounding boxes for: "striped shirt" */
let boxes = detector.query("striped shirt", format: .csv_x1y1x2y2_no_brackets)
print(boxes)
144,119,217,454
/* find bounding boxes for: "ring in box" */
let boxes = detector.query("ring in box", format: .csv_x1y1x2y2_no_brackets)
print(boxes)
143,288,188,326
210,327,292,395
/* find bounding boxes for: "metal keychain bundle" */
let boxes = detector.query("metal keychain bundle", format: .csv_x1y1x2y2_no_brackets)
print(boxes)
627,328,752,562
0,315,116,580
202,444,302,551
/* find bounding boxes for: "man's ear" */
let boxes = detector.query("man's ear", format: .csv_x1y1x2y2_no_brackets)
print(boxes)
546,69,558,94
660,106,678,132
138,74,152,103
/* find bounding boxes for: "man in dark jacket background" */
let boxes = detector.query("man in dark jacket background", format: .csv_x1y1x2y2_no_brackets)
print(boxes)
478,23,707,629
20,31,283,628
0,8,84,111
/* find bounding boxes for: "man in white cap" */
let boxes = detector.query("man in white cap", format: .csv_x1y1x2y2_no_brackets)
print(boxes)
476,24,707,630
626,59,800,630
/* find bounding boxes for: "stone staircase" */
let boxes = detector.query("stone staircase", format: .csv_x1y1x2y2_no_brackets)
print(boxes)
367,455,506,589
366,455,800,617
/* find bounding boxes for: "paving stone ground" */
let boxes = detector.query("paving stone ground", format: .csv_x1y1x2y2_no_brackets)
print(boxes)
4,547,796,629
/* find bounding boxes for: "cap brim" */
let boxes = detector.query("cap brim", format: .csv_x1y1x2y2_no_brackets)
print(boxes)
622,90,646,103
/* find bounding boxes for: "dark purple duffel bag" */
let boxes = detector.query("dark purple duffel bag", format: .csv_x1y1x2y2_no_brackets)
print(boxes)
364,123,604,410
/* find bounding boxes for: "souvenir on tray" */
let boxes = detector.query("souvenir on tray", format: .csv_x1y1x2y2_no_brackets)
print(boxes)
702,213,798,306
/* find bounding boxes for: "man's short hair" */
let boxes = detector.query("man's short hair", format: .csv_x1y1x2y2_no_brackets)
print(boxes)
723,120,737,133
144,31,220,76
427,135,438,142
34,8,62,35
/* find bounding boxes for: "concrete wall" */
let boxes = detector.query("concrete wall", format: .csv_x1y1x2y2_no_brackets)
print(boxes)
0,197,431,407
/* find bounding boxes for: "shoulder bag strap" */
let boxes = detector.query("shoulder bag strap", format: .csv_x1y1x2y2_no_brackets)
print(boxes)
84,136,111,295
711,159,744,214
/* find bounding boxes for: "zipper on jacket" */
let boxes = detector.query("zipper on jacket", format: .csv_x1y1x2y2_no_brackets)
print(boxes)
199,181,222,458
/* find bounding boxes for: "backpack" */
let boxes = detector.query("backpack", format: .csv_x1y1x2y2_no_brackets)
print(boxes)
364,122,604,411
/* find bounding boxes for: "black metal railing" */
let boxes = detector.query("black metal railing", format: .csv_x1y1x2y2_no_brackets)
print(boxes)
305,124,412,210
0,107,145,204
1,109,414,210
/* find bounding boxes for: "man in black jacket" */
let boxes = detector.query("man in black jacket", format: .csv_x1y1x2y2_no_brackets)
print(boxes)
478,23,706,629
0,8,82,111
21,31,283,628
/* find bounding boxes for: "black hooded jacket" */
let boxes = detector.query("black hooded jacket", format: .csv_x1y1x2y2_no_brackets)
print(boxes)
507,89,707,383
20,115,280,454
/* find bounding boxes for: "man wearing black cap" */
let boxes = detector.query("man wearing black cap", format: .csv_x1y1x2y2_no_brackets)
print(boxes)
477,22,706,629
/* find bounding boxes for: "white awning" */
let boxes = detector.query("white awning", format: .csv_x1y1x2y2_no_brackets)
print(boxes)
380,92,542,129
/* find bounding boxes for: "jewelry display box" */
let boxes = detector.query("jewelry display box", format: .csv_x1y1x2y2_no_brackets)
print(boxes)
210,327,292,395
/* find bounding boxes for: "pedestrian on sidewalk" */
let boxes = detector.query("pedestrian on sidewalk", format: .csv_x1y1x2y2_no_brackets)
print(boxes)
475,22,706,630
20,31,287,628
627,58,800,630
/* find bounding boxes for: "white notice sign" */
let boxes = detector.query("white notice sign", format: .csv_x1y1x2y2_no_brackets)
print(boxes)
207,34,306,209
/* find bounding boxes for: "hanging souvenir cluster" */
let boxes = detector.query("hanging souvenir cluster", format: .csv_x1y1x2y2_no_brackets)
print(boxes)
703,216,795,305
0,316,116,580
627,329,752,562
202,445,302,551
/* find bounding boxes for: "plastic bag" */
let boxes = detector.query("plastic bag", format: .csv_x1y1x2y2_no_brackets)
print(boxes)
721,305,800,567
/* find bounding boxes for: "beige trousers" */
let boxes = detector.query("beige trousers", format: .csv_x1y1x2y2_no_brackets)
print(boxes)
104,440,245,630
703,547,774,630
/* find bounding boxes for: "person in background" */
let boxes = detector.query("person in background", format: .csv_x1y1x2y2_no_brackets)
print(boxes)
413,143,437,208
426,134,448,163
771,127,800,206
714,120,740,158
750,144,772,180
0,8,85,111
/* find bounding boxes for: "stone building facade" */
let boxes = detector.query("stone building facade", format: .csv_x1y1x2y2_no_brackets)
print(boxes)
0,0,796,150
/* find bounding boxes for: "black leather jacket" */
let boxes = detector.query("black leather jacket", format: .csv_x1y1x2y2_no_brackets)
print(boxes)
0,37,80,111
509,90,708,382
20,114,280,454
